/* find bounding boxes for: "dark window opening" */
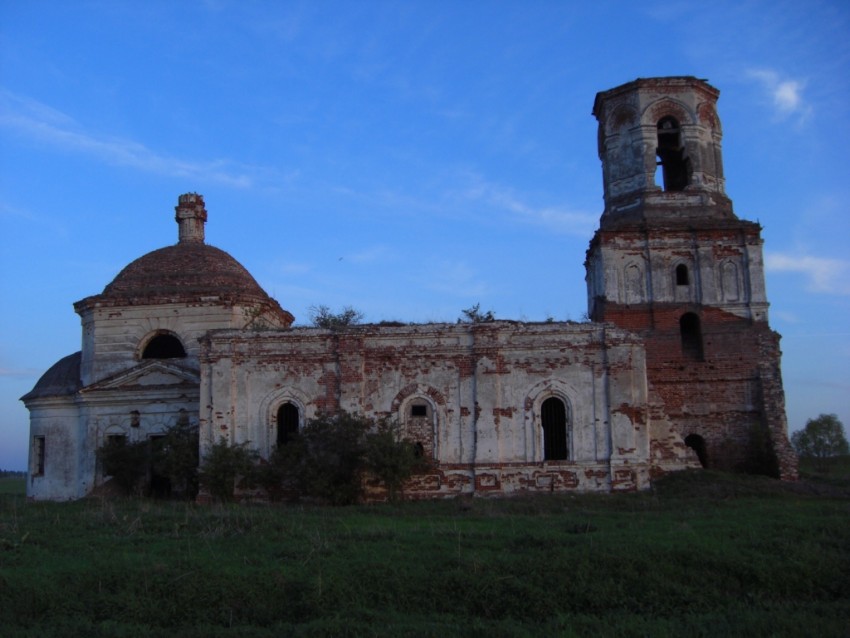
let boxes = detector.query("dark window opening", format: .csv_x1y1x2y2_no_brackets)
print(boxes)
103,435,127,477
413,442,425,458
130,410,140,428
277,402,300,446
541,397,569,461
680,313,704,361
142,334,186,359
410,403,428,418
33,436,45,476
676,264,690,286
685,434,708,468
656,117,690,191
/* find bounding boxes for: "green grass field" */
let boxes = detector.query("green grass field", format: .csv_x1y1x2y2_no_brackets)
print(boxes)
0,477,25,496
1,468,848,637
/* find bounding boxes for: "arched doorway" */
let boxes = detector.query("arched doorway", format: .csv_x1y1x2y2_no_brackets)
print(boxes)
277,402,300,446
541,397,569,461
685,434,708,467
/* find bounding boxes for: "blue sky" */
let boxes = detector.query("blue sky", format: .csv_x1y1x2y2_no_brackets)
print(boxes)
1,1,849,471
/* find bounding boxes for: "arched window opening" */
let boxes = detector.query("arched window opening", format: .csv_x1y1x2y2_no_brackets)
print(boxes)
277,402,300,447
685,434,708,468
541,397,569,461
142,334,186,359
405,400,435,459
676,264,690,286
680,313,704,361
656,117,690,192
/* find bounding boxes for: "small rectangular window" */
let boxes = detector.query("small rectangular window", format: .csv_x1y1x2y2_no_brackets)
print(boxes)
33,436,45,476
410,404,428,417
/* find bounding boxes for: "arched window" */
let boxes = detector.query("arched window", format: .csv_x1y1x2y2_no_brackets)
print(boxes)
680,313,704,361
721,261,740,301
624,263,645,304
676,264,689,286
685,434,708,467
276,402,300,446
142,333,186,359
404,400,436,459
656,116,690,191
541,397,569,461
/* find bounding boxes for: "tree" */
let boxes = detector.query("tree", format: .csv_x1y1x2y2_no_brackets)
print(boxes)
458,303,495,323
791,414,849,470
309,305,364,330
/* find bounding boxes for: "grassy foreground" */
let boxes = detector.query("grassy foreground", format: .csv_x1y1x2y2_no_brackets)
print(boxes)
1,470,848,637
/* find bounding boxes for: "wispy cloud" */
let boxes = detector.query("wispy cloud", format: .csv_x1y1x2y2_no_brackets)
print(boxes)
765,252,850,296
460,174,597,237
422,260,490,298
345,245,395,264
0,89,267,188
0,367,42,377
747,69,812,122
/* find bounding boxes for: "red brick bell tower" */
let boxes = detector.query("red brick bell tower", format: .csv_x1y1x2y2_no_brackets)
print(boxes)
585,77,797,479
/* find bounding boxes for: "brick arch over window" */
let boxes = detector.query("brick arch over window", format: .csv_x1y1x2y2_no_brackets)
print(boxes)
642,98,694,128
138,330,186,360
391,384,445,461
258,387,313,458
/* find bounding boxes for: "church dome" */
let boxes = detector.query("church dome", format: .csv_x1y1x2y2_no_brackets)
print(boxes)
74,194,293,323
100,242,271,305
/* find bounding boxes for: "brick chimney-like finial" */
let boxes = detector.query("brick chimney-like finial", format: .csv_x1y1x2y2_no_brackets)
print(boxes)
175,193,207,244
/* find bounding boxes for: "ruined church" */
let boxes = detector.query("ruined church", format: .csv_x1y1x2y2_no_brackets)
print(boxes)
22,77,798,500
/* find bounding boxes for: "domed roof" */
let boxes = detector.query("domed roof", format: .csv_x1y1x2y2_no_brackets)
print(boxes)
21,352,82,402
99,242,271,304
74,194,293,324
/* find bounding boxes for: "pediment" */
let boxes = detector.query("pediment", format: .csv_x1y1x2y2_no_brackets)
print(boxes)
83,360,200,393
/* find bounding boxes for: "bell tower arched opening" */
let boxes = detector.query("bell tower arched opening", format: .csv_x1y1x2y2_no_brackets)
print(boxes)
656,116,690,192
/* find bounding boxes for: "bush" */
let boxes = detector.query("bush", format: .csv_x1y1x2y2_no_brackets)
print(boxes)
199,438,259,502
264,412,420,505
96,437,150,495
364,420,422,501
309,305,364,329
150,421,199,499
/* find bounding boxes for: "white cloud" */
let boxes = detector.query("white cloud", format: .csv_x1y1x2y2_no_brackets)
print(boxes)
0,89,261,188
460,174,597,237
765,252,850,296
747,69,811,121
423,260,490,298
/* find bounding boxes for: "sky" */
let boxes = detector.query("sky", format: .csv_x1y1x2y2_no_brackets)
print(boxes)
1,1,849,471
